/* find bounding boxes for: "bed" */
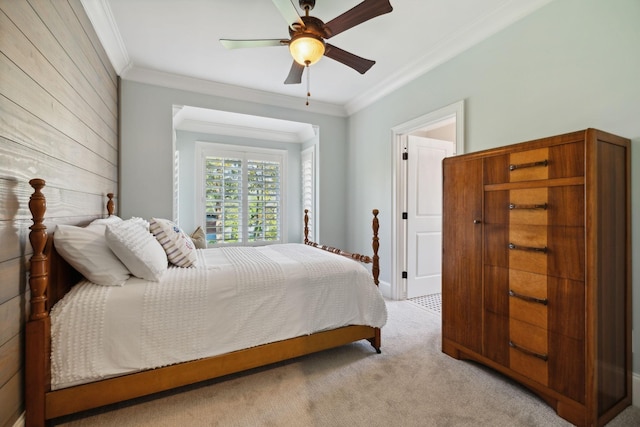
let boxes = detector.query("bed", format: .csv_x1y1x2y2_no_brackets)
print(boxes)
25,178,386,426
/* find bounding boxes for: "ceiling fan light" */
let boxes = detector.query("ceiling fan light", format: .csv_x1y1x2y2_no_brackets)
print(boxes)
289,35,325,66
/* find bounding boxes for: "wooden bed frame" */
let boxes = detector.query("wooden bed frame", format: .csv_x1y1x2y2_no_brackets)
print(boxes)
25,178,382,426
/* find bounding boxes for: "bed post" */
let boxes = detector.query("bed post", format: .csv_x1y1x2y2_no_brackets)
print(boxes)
371,209,379,286
303,209,309,244
369,209,382,352
25,178,49,427
107,193,114,216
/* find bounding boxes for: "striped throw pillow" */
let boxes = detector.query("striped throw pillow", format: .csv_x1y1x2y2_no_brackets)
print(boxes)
149,218,197,267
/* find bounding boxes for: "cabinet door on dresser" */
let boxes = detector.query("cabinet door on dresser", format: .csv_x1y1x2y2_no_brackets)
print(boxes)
442,157,483,355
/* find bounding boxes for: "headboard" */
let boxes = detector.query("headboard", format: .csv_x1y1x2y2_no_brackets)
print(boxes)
28,179,115,317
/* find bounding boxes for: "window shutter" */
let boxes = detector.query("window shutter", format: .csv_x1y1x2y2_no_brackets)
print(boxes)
301,147,315,241
205,156,243,244
247,159,281,242
201,145,284,247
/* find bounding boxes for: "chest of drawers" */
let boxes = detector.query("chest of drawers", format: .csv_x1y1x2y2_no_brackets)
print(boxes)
441,129,631,426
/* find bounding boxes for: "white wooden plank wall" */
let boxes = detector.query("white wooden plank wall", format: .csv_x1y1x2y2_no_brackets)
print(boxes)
0,1,118,425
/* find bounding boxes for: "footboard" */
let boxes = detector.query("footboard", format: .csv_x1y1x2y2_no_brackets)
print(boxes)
303,209,380,285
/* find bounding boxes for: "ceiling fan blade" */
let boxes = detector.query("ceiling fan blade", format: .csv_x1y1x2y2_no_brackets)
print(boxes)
324,44,375,74
284,61,305,84
323,0,393,39
220,39,286,49
272,0,305,30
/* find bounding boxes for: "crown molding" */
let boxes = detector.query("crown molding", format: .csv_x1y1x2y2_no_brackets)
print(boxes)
81,0,131,75
123,66,348,117
345,0,554,115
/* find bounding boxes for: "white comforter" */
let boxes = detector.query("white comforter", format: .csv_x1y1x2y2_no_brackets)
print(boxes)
50,243,387,390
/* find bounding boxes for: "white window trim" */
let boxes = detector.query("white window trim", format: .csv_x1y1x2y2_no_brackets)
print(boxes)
301,145,318,242
195,141,288,246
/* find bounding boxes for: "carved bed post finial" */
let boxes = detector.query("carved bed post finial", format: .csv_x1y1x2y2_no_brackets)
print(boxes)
28,179,48,320
107,193,114,216
304,209,309,244
372,209,379,286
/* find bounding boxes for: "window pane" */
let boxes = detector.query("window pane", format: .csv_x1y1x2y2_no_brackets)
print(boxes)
247,159,280,242
205,156,243,244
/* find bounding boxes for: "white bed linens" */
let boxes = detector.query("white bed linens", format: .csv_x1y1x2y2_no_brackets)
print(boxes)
50,243,387,390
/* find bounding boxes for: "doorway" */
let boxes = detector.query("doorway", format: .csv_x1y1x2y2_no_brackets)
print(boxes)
390,101,465,301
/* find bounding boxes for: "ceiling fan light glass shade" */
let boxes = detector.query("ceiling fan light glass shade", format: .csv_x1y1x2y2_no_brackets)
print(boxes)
289,35,325,66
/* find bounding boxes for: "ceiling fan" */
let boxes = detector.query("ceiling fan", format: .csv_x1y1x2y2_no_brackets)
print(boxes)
220,0,393,86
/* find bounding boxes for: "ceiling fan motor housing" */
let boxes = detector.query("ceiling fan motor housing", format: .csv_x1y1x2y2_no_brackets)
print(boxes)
289,15,327,39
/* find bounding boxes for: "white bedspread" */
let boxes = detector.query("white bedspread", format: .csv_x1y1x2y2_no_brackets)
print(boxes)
50,243,387,390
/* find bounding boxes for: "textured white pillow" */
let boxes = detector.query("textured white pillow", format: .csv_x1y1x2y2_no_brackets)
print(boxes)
105,219,168,281
53,224,130,286
88,215,123,227
128,216,150,230
149,218,198,267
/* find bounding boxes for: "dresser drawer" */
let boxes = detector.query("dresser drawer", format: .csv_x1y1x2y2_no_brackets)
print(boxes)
484,141,585,184
485,224,585,280
508,225,548,275
509,318,548,386
508,188,548,225
485,266,585,340
509,148,550,182
484,185,584,227
509,270,547,330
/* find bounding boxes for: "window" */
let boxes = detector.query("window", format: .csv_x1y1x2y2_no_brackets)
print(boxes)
196,142,286,246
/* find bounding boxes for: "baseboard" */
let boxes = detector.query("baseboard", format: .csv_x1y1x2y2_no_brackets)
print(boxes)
12,412,24,427
378,279,392,299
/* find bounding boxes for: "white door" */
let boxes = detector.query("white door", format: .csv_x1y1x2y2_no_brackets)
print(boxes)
406,136,454,298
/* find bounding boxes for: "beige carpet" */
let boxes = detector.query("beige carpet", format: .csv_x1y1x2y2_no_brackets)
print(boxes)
55,300,639,427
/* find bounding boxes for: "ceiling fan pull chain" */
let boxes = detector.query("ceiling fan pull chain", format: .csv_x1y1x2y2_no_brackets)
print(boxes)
306,60,311,106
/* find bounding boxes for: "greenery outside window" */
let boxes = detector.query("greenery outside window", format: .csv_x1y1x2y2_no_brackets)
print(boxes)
196,142,286,247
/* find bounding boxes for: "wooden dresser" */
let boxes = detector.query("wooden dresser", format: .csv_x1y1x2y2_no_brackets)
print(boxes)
441,129,631,426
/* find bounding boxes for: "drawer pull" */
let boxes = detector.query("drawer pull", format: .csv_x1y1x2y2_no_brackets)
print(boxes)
509,289,548,305
509,159,548,171
508,203,548,210
508,242,548,254
509,341,548,361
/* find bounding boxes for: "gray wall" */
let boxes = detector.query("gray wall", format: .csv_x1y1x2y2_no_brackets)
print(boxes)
346,0,640,375
175,130,304,242
0,1,118,425
120,81,349,249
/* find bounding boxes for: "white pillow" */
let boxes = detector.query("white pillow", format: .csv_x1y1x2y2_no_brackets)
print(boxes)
105,219,168,281
129,216,150,230
53,224,130,286
149,218,198,267
89,215,123,227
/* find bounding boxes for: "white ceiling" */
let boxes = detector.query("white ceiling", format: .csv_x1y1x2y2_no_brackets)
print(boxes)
83,0,552,116
83,0,552,141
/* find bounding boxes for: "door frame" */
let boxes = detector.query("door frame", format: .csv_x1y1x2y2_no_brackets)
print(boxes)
390,100,465,300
